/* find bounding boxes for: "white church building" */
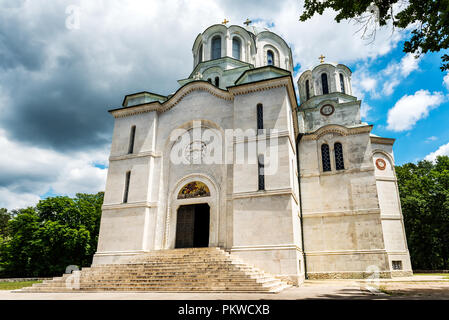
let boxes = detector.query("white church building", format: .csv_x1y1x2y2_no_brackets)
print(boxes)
93,22,412,284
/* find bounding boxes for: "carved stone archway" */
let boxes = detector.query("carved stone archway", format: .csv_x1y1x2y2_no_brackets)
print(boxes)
164,174,219,249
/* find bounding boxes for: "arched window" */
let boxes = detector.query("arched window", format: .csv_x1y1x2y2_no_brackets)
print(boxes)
211,36,221,60
128,125,136,154
321,144,331,172
339,73,345,94
198,44,203,63
257,103,263,133
267,50,274,65
123,171,131,203
321,73,329,94
207,78,211,83
214,76,219,87
232,37,241,60
258,155,265,190
334,142,344,170
305,80,310,100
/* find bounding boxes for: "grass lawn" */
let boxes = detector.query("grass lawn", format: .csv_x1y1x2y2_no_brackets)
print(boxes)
0,281,42,290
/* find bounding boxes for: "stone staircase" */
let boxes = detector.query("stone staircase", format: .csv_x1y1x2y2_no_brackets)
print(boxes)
17,248,291,293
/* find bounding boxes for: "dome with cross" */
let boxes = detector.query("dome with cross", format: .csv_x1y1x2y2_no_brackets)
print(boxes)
178,20,293,89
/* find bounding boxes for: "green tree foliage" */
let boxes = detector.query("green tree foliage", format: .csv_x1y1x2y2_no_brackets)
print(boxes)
0,192,104,277
300,0,449,71
0,208,10,237
396,156,449,270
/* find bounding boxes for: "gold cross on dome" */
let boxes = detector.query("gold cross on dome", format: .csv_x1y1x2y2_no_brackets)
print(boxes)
319,54,325,63
222,18,229,25
244,18,252,26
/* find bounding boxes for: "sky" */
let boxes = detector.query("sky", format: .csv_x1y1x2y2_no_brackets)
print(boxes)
0,0,448,210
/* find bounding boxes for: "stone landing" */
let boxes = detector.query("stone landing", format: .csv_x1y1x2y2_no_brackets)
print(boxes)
16,248,291,293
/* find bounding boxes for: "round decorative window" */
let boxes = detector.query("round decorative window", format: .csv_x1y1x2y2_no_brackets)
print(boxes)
320,104,334,116
376,158,387,170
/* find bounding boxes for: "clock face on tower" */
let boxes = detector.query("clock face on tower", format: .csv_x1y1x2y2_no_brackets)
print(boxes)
320,104,334,116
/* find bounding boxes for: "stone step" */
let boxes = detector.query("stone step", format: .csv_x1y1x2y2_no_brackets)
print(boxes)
15,248,290,293
26,283,282,290
20,287,280,293
78,273,269,280
92,261,245,268
82,268,261,274
36,278,280,286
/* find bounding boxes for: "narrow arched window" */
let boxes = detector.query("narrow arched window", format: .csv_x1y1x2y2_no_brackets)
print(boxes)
123,171,131,203
305,80,310,100
128,125,136,154
258,155,265,190
257,103,263,133
198,44,203,63
334,142,344,170
207,78,211,83
232,37,241,60
339,73,345,94
321,144,331,172
267,50,274,65
321,73,329,94
211,36,221,60
214,76,219,87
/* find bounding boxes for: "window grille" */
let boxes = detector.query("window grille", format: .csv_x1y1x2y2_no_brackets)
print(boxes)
334,142,344,170
321,144,331,172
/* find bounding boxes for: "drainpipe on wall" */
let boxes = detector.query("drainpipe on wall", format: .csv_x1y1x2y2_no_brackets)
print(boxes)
296,132,308,279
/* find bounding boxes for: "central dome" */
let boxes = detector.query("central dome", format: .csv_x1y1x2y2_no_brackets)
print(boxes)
191,23,292,70
182,23,293,89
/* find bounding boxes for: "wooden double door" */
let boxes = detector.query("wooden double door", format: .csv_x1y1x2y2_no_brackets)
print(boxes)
175,203,210,248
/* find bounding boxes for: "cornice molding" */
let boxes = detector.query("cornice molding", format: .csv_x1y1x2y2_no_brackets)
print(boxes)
370,136,395,145
102,201,159,210
160,81,233,113
109,150,162,161
302,124,373,141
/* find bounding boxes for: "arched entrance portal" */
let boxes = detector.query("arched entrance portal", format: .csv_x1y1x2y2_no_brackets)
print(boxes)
165,176,219,250
175,203,210,248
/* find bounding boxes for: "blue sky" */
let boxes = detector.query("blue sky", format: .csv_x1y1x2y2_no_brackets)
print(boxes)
344,45,448,165
0,0,448,209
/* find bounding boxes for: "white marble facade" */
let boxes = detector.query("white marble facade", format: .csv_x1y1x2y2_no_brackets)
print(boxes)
93,23,412,284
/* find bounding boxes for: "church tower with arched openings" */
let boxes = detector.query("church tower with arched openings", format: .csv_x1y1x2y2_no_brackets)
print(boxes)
296,57,412,278
92,21,412,287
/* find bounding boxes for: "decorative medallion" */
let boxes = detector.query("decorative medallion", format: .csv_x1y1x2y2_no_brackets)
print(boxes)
320,104,334,116
184,140,207,163
178,181,211,199
376,158,387,170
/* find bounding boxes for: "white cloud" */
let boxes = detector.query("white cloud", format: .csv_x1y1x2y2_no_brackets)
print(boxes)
425,136,438,143
386,90,446,132
425,142,449,161
351,53,422,100
444,73,449,90
399,53,421,77
380,54,421,95
360,103,373,120
0,129,108,210
266,0,406,70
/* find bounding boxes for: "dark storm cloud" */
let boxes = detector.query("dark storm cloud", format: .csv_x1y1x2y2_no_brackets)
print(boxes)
0,1,184,152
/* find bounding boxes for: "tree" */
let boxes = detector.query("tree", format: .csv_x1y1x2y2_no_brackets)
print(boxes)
0,208,10,237
300,0,449,71
396,155,449,270
0,192,104,277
